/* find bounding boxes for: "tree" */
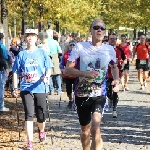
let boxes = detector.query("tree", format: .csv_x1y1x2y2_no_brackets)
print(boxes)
6,0,150,35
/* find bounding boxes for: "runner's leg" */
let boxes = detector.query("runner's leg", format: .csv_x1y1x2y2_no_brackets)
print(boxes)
20,91,34,142
90,97,105,150
34,93,47,142
120,72,125,89
138,69,144,87
143,71,148,80
75,96,92,150
124,69,129,89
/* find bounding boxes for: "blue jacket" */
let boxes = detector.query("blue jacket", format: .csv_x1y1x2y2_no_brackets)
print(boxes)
0,41,8,59
0,41,8,69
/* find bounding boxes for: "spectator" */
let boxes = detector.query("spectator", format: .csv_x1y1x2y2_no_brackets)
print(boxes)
5,37,23,93
0,32,9,111
46,30,63,95
86,35,92,42
9,37,23,56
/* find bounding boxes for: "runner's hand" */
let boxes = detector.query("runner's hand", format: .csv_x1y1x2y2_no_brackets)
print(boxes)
112,80,119,86
41,76,49,84
112,80,119,92
84,70,99,78
129,58,132,62
6,69,9,77
12,89,18,97
131,59,135,64
61,69,65,74
113,84,119,92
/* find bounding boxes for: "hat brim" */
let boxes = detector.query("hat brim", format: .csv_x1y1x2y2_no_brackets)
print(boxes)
69,43,75,45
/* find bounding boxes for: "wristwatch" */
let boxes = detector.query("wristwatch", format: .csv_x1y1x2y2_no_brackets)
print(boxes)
13,88,18,91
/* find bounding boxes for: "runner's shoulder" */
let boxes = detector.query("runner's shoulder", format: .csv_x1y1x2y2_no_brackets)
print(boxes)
76,41,91,47
16,49,26,57
102,43,115,52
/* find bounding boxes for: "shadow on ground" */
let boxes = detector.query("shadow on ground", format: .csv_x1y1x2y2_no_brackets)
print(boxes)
102,105,150,145
0,96,150,148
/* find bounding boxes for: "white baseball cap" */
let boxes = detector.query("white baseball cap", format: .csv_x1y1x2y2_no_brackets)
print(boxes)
25,29,38,35
69,40,76,45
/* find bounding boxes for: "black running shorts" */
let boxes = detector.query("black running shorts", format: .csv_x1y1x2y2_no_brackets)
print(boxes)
136,59,149,71
124,60,130,70
75,96,106,126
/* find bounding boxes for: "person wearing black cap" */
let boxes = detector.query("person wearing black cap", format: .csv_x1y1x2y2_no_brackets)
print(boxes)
0,32,9,111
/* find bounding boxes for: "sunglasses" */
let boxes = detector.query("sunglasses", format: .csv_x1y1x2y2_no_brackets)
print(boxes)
70,44,75,46
93,26,106,31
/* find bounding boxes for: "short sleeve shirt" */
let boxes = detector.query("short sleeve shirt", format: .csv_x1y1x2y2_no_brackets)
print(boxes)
134,43,150,60
12,48,53,93
47,37,61,56
68,42,116,97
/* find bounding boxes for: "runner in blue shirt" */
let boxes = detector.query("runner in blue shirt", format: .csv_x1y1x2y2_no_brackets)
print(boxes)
12,28,53,149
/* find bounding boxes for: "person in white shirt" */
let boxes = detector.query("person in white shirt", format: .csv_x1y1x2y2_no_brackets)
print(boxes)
65,19,119,150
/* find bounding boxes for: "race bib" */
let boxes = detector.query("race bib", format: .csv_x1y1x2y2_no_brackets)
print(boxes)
24,71,39,83
76,68,106,97
140,60,146,65
76,57,108,97
76,79,102,97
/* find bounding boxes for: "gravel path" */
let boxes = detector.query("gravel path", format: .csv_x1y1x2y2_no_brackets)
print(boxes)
0,65,150,150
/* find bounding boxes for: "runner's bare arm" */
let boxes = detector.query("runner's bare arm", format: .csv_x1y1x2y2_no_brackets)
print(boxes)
13,73,18,89
110,64,119,92
132,51,136,60
65,61,86,77
132,46,137,60
65,61,99,78
110,64,119,82
46,69,51,77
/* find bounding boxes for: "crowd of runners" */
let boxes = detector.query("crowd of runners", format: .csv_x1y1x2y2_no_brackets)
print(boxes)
0,19,150,150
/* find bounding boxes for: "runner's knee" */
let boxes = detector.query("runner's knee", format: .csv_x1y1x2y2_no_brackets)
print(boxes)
37,112,46,123
25,113,34,121
81,125,91,138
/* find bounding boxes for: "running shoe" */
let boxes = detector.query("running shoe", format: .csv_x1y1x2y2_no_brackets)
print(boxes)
124,86,130,91
104,104,109,111
73,104,77,111
144,82,147,88
26,141,33,150
39,131,46,142
120,87,125,92
140,85,145,90
113,111,117,118
67,100,73,109
0,107,9,112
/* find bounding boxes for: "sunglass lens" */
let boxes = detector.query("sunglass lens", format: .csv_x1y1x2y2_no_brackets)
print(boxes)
93,26,105,30
93,26,99,30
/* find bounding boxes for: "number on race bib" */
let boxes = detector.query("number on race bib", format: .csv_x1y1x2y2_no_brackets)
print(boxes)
24,71,39,82
140,60,146,65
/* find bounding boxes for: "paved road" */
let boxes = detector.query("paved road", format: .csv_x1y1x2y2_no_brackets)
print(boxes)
0,65,150,150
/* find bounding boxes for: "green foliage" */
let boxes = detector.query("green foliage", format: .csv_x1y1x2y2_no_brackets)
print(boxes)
6,0,150,35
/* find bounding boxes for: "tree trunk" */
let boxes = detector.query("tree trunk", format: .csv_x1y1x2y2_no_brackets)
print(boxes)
1,0,8,49
133,29,136,40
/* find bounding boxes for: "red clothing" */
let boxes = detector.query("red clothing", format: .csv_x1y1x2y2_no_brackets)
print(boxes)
133,43,150,60
107,46,125,79
61,50,76,79
119,44,130,59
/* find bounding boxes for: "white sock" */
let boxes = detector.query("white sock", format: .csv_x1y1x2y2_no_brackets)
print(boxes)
105,96,109,105
25,121,33,142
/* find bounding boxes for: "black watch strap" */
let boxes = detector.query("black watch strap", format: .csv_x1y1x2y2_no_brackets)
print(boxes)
13,88,18,91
